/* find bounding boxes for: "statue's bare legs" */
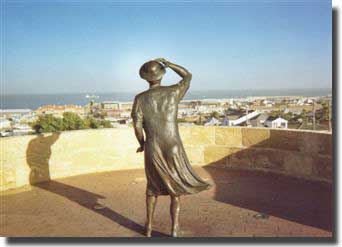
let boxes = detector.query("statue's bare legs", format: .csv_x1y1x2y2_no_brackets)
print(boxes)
170,196,180,237
145,195,180,237
145,195,157,237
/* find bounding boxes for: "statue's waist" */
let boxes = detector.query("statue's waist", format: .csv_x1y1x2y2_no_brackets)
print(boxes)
143,118,177,124
144,122,179,135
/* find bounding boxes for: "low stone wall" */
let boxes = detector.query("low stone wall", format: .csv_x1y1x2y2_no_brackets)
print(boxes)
201,127,332,183
0,127,332,191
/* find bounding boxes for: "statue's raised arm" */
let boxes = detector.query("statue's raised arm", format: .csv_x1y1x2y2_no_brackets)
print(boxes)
155,58,192,100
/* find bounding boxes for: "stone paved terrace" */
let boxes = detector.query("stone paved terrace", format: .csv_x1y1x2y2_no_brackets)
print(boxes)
0,127,333,237
1,167,332,237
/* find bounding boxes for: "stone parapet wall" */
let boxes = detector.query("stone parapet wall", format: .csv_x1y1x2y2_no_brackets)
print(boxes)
0,127,332,191
199,127,332,183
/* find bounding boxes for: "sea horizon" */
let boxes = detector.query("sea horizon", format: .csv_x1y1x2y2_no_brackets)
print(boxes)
1,88,332,110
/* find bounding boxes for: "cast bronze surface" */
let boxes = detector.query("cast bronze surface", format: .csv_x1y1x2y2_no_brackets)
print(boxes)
139,60,166,82
132,59,212,237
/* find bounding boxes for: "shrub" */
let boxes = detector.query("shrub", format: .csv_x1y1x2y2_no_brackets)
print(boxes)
84,117,101,129
31,112,113,133
31,114,65,133
101,120,112,128
62,112,86,130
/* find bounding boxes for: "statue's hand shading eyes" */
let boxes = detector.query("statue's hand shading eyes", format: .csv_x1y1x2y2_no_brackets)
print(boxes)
136,146,144,153
155,58,169,67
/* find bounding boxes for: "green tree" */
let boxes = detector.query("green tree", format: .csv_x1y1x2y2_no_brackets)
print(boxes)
321,101,329,121
99,111,107,119
84,117,100,129
62,112,85,130
31,112,113,133
210,111,220,119
269,110,280,119
177,118,187,123
101,120,112,128
31,114,64,133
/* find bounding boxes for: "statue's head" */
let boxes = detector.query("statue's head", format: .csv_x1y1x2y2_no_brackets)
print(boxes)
139,60,166,83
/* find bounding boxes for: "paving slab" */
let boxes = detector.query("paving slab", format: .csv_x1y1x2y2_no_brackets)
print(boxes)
0,166,332,237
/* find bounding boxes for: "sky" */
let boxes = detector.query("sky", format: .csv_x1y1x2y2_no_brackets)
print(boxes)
2,0,332,94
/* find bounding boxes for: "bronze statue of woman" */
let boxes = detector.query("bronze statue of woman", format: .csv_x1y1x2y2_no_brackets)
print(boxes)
131,58,212,237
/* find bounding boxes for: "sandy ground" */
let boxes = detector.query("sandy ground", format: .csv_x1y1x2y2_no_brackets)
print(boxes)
0,166,332,238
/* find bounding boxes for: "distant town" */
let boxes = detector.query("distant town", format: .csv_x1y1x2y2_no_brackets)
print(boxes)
0,95,332,137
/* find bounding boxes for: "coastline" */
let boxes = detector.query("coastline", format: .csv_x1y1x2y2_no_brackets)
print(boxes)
1,88,332,110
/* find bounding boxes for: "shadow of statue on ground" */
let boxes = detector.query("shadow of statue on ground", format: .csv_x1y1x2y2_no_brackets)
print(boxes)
26,132,169,237
202,129,332,232
35,181,168,237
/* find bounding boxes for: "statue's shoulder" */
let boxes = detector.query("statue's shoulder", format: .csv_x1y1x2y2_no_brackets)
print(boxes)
134,90,148,101
162,84,180,91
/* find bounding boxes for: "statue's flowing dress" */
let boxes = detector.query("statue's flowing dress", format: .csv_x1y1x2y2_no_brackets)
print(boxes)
131,80,212,196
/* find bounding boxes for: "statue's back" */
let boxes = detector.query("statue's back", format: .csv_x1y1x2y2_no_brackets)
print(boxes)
141,86,178,121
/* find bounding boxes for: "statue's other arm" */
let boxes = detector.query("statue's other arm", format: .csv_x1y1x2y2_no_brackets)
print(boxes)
155,58,192,100
131,96,144,153
133,122,144,153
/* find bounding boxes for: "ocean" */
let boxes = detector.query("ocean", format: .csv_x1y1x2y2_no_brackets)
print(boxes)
1,88,332,110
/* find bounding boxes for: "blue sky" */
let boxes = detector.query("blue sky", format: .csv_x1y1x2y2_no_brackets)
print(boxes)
2,0,332,94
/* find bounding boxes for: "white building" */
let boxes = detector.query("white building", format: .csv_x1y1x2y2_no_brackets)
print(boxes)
264,117,288,129
0,118,11,129
227,111,261,126
0,109,33,122
120,111,131,118
178,108,197,117
263,100,274,107
0,109,32,117
13,124,34,136
101,101,121,110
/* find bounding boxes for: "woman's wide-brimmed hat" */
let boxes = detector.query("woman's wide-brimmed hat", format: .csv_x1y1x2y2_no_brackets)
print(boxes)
139,60,166,81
